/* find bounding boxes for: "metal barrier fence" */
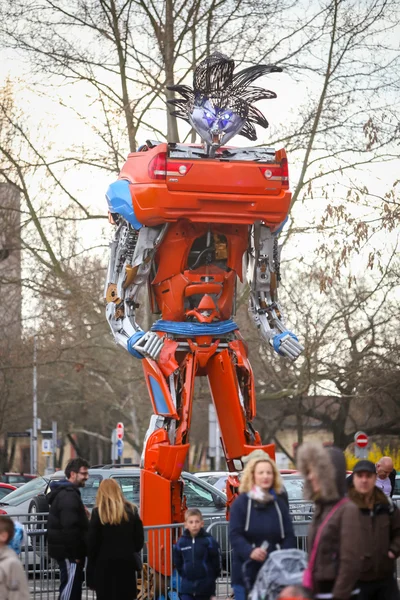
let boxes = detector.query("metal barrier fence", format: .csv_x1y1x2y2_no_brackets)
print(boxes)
15,511,312,599
17,514,185,599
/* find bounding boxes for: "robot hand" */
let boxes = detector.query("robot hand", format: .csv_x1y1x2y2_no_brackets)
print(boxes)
270,331,304,361
130,331,165,361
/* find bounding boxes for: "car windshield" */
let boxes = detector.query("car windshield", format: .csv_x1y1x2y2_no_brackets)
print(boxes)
0,477,48,506
205,476,220,486
112,476,140,505
284,478,304,500
80,476,102,508
182,477,217,508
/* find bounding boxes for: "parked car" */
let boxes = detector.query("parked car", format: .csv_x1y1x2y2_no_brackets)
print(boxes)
196,471,309,518
194,471,236,494
0,478,49,572
0,483,16,500
195,469,305,502
0,476,48,515
0,466,225,517
281,473,304,500
281,473,313,521
33,466,226,515
25,466,229,565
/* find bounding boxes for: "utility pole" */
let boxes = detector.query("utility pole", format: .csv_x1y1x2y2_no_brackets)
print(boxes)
28,429,33,474
32,335,38,474
52,421,57,471
111,429,118,464
208,404,222,470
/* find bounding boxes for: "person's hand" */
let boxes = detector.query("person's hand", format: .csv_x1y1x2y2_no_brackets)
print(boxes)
250,547,267,562
388,550,396,559
84,506,90,518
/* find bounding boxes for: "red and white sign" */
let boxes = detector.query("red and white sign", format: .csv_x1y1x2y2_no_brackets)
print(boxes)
116,422,124,440
354,431,368,448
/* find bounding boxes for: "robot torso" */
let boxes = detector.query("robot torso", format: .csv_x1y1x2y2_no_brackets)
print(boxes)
150,221,249,323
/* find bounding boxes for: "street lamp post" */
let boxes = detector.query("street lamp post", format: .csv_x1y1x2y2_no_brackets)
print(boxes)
32,335,38,474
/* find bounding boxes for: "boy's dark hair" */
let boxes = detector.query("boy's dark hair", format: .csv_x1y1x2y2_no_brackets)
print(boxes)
65,457,89,479
185,508,203,520
0,516,15,543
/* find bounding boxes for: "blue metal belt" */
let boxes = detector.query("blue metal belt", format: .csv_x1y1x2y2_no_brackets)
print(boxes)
151,320,239,336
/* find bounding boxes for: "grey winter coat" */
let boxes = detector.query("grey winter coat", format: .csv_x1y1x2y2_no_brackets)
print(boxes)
0,546,30,600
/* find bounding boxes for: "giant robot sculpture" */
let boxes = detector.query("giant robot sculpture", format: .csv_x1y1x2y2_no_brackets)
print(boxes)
105,52,303,571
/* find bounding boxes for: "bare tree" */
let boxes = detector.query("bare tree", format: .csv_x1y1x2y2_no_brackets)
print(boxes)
0,0,324,155
0,0,399,460
240,261,400,449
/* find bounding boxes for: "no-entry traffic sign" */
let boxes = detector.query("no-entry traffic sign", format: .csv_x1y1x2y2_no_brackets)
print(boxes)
355,431,369,448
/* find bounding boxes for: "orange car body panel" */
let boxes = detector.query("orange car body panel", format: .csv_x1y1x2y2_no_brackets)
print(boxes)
118,143,291,227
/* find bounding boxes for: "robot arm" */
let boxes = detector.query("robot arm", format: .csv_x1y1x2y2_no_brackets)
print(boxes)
247,223,304,360
105,217,168,361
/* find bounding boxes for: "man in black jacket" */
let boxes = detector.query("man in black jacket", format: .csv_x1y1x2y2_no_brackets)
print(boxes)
47,457,90,600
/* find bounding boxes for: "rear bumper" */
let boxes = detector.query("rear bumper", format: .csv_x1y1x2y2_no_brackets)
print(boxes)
131,184,291,226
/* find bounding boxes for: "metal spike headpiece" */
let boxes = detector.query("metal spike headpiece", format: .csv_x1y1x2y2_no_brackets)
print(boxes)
167,52,282,150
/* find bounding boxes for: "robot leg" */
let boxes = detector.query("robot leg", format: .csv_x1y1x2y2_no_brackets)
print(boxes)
207,341,274,511
140,354,196,575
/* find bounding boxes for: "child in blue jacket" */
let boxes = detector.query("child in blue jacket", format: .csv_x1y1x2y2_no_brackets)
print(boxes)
173,508,221,600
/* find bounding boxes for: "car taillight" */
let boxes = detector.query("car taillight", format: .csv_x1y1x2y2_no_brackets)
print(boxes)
148,152,192,180
148,152,167,180
259,158,289,189
0,509,7,515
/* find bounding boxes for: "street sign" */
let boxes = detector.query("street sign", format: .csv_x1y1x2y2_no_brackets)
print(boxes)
354,431,369,459
355,431,369,448
117,439,124,457
7,432,31,438
116,422,124,440
42,439,52,455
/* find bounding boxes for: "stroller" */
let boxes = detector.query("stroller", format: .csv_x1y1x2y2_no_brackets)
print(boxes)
248,549,308,600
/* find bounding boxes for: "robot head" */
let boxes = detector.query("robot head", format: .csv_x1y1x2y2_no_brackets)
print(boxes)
167,52,282,150
190,99,245,147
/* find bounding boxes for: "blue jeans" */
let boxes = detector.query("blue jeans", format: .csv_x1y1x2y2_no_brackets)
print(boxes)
232,584,247,600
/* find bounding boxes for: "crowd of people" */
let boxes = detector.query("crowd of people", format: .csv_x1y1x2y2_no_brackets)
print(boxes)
0,449,399,600
231,445,400,600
